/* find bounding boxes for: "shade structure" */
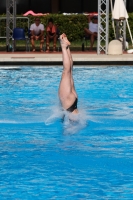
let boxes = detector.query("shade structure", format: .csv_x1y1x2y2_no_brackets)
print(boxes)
113,0,128,20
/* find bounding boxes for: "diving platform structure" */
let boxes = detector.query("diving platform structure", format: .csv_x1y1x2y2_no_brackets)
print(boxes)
6,0,16,51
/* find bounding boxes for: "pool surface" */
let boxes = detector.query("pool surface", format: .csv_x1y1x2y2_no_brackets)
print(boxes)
0,66,133,199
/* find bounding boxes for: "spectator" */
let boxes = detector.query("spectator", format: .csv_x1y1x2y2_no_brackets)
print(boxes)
30,17,44,52
46,18,58,52
84,15,98,50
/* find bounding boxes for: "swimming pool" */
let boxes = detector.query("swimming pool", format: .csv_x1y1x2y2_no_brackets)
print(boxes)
0,66,133,199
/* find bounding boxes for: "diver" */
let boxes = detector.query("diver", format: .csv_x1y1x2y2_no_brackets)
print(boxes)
58,33,78,114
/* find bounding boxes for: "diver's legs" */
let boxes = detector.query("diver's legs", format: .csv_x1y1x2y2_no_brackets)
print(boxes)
66,47,78,98
59,34,76,109
59,38,71,98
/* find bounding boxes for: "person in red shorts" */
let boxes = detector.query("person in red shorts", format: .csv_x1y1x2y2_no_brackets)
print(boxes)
46,18,58,52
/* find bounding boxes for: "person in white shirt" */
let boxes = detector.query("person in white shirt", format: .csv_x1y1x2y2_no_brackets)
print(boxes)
30,17,44,52
84,15,98,51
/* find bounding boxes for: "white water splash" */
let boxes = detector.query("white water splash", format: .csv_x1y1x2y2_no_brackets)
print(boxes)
63,109,89,134
44,106,64,125
44,106,89,134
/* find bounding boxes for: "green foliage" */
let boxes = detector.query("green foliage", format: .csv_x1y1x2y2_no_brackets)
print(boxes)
126,13,133,42
0,14,87,41
0,13,133,43
0,18,6,37
28,14,88,41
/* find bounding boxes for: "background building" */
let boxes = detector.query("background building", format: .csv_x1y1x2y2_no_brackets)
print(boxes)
0,0,133,14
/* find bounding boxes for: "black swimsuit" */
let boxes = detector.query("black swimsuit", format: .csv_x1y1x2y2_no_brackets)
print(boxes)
66,98,78,112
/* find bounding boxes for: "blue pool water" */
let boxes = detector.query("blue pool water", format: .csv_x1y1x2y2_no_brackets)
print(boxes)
0,66,133,199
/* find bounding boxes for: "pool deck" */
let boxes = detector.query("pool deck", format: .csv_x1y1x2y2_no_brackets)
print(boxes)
0,51,133,65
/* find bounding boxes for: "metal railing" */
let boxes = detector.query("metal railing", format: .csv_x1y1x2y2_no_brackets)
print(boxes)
0,17,30,51
0,17,30,38
6,0,16,49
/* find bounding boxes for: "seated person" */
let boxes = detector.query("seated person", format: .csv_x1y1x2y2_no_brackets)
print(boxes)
30,17,44,52
46,18,58,53
84,15,98,50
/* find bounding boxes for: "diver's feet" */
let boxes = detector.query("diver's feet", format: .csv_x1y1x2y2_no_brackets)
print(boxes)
60,33,71,48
